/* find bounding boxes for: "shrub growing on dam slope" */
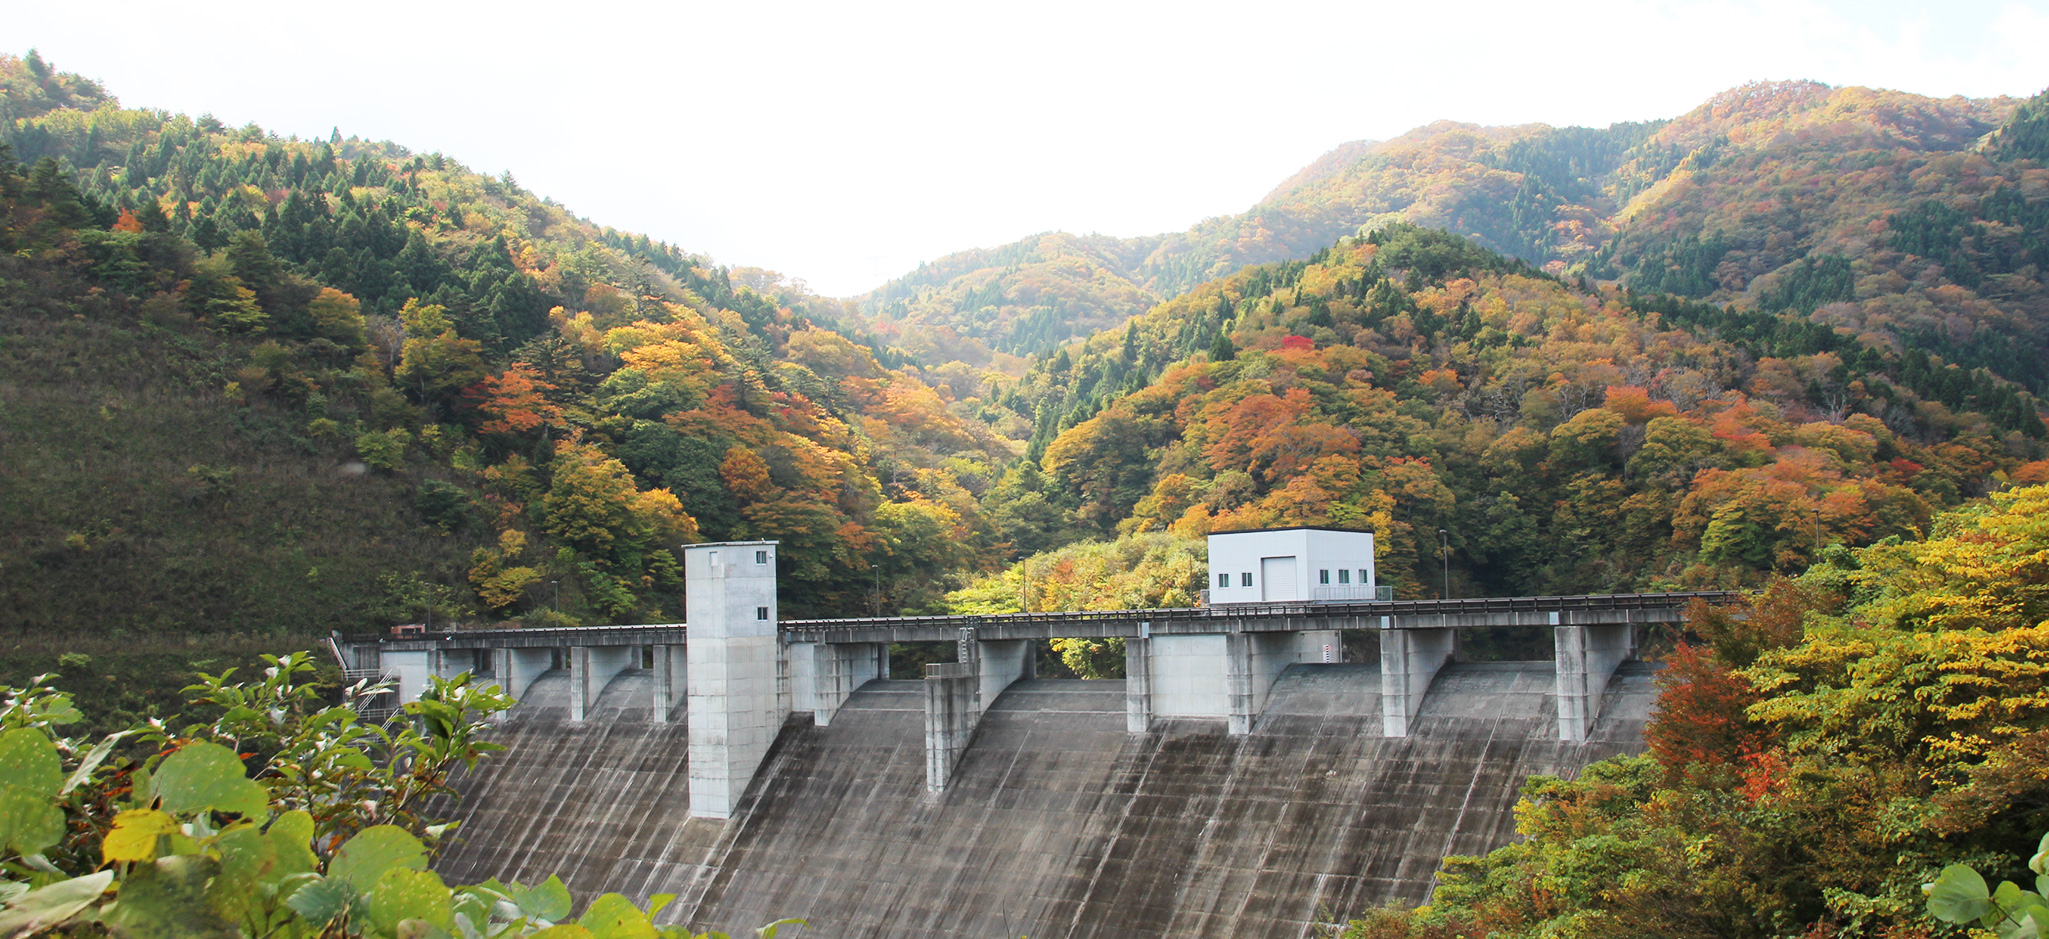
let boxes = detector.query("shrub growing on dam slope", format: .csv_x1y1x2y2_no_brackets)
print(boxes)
0,654,801,938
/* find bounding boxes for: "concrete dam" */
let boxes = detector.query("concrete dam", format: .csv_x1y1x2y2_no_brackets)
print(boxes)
341,538,1723,938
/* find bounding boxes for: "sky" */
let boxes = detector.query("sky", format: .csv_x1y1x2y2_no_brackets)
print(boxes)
7,0,2047,296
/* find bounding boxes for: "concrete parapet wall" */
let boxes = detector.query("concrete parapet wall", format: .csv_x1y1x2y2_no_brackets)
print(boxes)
1150,634,1228,719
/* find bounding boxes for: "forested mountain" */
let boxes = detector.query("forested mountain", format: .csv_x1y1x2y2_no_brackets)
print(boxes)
957,214,2049,604
0,50,1019,637
861,82,2035,377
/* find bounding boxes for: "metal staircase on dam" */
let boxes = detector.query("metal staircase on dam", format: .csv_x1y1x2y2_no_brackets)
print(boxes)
336,540,1737,820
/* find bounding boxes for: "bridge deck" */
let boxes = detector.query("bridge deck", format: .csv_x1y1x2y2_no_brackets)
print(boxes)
343,591,1737,650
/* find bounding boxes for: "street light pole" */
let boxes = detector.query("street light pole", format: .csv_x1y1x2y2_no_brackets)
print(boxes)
1438,528,1451,600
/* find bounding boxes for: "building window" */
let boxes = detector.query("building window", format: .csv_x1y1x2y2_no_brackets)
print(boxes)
756,606,769,621
1318,569,1330,584
1338,569,1351,584
1217,573,1229,589
1359,569,1370,585
755,549,769,564
1240,572,1252,587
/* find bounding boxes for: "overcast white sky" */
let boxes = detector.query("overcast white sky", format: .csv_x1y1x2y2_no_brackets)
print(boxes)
8,1,2047,295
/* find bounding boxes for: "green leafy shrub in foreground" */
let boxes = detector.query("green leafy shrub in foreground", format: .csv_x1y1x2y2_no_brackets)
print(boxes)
0,654,801,938
1924,832,2049,939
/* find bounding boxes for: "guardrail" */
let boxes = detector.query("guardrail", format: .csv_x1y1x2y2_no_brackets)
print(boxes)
777,590,1742,633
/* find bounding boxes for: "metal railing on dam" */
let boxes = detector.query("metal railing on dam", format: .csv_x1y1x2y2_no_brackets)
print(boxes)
779,589,1739,642
343,590,1740,649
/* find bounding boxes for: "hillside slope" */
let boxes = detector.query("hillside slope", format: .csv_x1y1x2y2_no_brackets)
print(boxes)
0,51,1021,640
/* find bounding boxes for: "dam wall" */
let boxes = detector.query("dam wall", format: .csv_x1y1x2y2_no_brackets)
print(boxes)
432,659,1659,938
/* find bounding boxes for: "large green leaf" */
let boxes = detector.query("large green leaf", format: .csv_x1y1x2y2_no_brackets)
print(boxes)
1928,863,1994,924
512,874,573,922
282,877,352,928
0,730,64,857
328,825,428,893
0,729,60,795
362,867,454,935
0,871,112,938
578,894,656,939
0,785,63,858
151,742,267,818
102,856,238,939
213,817,319,913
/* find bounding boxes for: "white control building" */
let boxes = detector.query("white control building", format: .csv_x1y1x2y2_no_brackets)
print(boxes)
1207,526,1377,604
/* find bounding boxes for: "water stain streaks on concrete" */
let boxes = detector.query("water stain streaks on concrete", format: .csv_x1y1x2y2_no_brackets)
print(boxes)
434,660,1656,938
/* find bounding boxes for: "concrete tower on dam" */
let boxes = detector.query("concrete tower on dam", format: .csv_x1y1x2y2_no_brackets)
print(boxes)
343,532,1727,938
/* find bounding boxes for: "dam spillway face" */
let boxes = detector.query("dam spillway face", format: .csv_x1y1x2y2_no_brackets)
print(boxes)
433,659,1657,939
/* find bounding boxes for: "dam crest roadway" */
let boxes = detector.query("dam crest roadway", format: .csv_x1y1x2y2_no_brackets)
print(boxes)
338,540,1735,938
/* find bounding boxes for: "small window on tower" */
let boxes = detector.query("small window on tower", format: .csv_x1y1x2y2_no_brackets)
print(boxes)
1240,572,1252,587
1217,573,1229,589
1338,569,1351,584
1319,569,1330,584
756,606,769,621
755,549,769,564
1359,569,1370,585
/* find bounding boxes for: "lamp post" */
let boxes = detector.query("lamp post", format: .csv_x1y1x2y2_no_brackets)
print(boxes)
1438,528,1451,600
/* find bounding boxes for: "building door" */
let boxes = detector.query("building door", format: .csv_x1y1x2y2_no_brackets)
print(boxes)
1261,556,1298,601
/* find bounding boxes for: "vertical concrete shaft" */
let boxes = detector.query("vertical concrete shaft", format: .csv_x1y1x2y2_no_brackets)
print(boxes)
1380,624,1458,737
1124,636,1152,733
1556,618,1636,741
686,541,783,820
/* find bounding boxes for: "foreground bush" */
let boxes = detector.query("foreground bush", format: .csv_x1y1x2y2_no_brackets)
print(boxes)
0,653,799,938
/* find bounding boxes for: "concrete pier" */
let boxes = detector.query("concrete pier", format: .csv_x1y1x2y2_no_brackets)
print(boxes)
650,644,684,723
1380,624,1458,737
1555,618,1637,741
922,659,978,793
791,641,888,726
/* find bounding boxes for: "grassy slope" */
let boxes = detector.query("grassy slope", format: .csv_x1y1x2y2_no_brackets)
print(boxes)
0,257,478,639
